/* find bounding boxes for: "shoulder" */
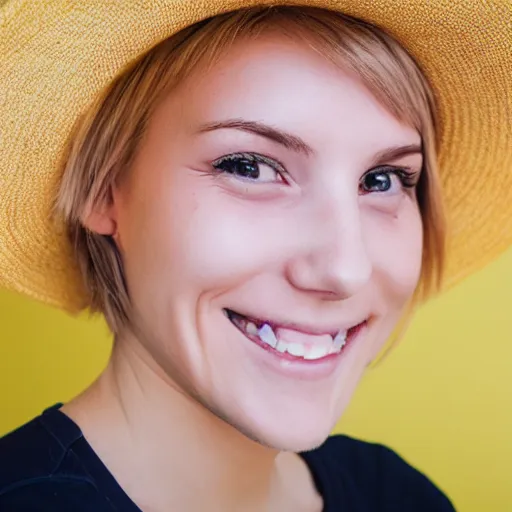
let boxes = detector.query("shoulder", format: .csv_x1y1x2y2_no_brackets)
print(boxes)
0,407,109,511
306,435,456,511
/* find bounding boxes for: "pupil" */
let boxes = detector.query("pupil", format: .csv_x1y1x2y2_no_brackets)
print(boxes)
365,173,390,191
224,159,259,179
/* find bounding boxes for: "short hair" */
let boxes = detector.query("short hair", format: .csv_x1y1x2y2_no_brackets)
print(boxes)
56,5,445,335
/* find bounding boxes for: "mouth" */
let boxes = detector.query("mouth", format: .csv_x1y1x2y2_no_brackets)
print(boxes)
225,308,367,362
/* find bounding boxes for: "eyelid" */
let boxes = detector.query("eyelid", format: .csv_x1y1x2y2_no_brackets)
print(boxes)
211,152,289,177
367,164,418,173
366,165,421,181
360,165,421,194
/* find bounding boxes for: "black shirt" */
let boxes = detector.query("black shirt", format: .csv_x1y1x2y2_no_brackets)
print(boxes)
0,404,456,511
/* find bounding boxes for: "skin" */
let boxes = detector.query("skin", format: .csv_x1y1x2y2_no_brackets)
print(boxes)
63,31,424,511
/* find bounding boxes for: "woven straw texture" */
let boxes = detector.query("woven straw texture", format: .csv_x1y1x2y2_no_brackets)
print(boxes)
0,0,511,312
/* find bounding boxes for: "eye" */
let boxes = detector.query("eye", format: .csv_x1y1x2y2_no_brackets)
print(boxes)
212,152,286,184
360,166,419,195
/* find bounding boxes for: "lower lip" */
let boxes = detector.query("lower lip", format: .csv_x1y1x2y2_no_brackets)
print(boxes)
231,318,367,380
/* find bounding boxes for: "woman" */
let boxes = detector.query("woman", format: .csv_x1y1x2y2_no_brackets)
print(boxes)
0,1,510,511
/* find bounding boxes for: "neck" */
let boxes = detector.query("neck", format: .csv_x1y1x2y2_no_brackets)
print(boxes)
63,334,300,512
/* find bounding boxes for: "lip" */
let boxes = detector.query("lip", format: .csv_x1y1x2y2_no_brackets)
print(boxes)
226,310,368,380
224,308,364,337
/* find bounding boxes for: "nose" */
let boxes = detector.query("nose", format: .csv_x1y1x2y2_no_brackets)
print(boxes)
285,196,372,300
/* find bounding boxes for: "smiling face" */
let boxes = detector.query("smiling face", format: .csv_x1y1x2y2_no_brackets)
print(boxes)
94,33,424,451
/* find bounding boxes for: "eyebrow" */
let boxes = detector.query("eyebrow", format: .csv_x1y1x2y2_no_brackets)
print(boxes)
197,118,314,156
372,143,423,165
197,118,422,164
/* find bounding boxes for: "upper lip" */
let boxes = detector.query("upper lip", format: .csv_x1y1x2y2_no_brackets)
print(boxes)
226,308,367,337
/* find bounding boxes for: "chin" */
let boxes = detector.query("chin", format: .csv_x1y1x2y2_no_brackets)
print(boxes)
229,407,339,453
252,423,333,453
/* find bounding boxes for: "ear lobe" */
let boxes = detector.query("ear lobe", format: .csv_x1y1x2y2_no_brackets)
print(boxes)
81,190,118,236
83,208,117,236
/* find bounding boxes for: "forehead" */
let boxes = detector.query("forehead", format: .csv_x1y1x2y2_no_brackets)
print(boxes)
164,34,420,153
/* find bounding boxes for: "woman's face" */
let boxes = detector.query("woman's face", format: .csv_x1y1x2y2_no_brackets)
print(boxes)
109,33,423,451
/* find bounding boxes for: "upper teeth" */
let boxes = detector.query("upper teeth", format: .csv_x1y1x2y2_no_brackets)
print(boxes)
333,330,347,350
246,321,260,337
258,323,278,348
255,322,347,360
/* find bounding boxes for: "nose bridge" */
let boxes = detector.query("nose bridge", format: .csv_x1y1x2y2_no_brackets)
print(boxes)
288,192,372,298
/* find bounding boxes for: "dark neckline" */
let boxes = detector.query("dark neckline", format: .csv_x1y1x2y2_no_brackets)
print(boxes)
41,404,331,511
41,404,142,511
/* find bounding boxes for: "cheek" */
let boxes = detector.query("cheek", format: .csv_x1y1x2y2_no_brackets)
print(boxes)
118,173,284,302
364,203,423,301
175,209,264,287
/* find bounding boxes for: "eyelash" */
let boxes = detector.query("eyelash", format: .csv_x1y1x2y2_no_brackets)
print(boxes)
210,152,420,190
361,166,420,193
211,152,288,181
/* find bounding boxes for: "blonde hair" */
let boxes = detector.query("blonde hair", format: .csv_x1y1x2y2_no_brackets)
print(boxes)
56,5,445,335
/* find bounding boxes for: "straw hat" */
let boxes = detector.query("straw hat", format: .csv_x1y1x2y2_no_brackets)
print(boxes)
0,0,511,313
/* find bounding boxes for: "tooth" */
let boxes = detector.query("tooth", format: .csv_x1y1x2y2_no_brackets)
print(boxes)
246,321,259,336
304,345,329,360
229,311,242,328
258,323,278,348
333,330,347,351
286,343,305,357
275,340,288,353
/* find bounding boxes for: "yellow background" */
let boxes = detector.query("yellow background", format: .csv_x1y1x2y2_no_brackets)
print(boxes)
1,249,511,511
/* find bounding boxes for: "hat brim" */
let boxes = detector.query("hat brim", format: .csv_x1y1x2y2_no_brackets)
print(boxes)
1,0,511,312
